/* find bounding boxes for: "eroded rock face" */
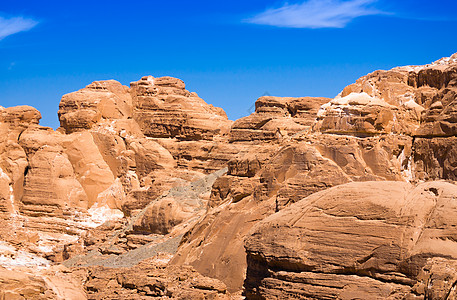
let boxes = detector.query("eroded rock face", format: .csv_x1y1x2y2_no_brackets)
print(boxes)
83,259,231,299
2,54,457,299
170,132,416,292
413,137,457,181
409,54,457,137
315,92,421,136
0,105,41,129
245,181,457,299
316,54,457,138
168,53,457,295
230,96,329,142
1,75,243,299
131,76,232,140
0,265,86,299
58,80,132,133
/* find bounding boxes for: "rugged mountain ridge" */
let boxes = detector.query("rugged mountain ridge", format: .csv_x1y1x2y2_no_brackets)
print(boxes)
0,53,457,299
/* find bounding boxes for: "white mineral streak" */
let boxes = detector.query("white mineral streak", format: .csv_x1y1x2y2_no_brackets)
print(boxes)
394,53,457,72
317,92,395,118
398,147,414,183
0,241,50,269
88,203,124,226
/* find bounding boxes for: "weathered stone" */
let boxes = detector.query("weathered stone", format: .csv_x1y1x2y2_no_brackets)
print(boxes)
83,260,231,299
413,137,457,181
245,181,457,299
58,80,132,133
230,96,329,142
1,53,457,299
131,76,232,140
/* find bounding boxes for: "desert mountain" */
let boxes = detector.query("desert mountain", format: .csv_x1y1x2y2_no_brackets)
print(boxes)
1,53,457,299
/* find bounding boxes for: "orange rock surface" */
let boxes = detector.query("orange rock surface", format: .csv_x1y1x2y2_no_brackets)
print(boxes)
1,54,457,299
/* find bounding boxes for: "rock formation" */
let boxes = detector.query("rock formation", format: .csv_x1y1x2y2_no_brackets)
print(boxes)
131,76,232,140
0,53,457,299
245,181,457,299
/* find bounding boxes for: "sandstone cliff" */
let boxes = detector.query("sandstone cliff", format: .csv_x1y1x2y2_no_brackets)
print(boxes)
0,53,456,299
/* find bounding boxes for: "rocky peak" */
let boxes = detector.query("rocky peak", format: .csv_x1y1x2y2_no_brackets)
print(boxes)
394,52,457,73
151,76,187,89
314,53,457,138
0,106,42,144
58,80,132,133
131,75,189,96
230,96,330,142
434,52,457,65
0,105,41,127
130,75,232,140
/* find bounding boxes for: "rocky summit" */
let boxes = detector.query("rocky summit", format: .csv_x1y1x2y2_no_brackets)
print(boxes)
1,53,457,299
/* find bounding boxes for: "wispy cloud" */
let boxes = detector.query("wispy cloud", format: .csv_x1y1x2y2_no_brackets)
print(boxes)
247,0,383,29
0,15,38,40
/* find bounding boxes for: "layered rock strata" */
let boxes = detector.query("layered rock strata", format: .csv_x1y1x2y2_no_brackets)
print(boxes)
0,53,457,299
245,181,457,299
131,76,232,140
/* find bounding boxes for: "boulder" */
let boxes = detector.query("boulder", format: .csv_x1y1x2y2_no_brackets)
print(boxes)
245,181,457,299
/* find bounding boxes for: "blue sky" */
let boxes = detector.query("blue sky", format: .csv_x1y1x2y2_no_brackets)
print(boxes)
1,0,457,128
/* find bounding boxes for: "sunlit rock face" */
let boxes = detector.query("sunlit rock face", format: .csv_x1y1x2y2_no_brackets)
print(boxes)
229,96,330,142
0,75,237,298
58,80,133,133
315,53,457,138
245,180,457,299
1,54,457,298
131,76,233,140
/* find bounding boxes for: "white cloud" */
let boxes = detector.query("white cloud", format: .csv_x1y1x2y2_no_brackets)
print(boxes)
0,16,38,40
247,0,383,29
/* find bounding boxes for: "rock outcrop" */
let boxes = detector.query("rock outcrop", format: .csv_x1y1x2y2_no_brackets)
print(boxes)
131,76,232,140
58,80,132,133
245,181,457,299
0,265,86,299
230,96,329,142
316,53,457,138
83,259,231,299
1,53,457,299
